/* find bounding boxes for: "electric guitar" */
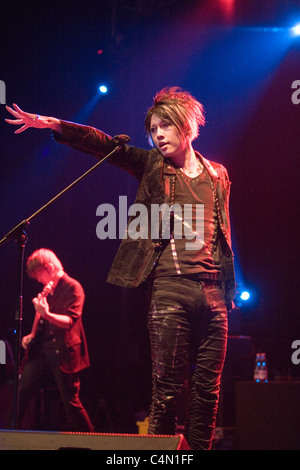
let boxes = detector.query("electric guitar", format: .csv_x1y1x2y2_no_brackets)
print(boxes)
19,281,54,373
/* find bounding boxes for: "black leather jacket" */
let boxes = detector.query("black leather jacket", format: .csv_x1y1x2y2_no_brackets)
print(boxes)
55,121,236,309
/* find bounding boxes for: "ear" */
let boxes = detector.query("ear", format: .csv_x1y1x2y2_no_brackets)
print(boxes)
45,262,54,273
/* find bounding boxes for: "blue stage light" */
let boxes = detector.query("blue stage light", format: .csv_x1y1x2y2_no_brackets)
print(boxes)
292,23,300,36
240,291,250,301
98,85,108,94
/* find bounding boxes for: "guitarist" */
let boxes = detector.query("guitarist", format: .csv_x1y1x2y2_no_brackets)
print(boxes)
18,248,93,432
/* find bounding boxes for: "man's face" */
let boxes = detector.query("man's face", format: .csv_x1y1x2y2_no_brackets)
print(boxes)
32,267,53,286
150,114,186,161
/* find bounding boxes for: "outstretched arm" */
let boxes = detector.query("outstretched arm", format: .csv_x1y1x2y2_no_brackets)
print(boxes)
5,103,62,134
6,103,150,179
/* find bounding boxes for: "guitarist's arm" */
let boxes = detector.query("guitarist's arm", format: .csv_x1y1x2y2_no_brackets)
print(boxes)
42,311,72,329
33,295,72,330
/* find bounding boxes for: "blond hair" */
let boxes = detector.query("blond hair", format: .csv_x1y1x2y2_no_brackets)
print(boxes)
26,248,63,278
145,87,205,144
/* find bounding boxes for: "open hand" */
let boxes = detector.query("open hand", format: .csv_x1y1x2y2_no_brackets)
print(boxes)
5,103,60,134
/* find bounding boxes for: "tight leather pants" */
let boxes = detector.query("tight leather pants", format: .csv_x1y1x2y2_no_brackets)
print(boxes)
147,276,228,450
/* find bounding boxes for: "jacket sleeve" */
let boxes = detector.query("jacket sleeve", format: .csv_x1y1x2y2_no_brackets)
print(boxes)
53,120,150,180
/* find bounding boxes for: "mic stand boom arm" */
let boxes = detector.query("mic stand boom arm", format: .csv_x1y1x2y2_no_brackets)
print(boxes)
0,140,127,429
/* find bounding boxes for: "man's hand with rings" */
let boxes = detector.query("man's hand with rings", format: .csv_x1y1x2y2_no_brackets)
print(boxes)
5,104,54,133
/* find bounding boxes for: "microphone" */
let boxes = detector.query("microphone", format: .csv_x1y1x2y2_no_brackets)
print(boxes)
113,134,131,145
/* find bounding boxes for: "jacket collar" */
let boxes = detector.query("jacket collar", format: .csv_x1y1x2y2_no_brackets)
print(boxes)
197,152,219,180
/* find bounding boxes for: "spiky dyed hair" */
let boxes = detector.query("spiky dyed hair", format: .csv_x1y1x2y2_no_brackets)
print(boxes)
145,87,205,144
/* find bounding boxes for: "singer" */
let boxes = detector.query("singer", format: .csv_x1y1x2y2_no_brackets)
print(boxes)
6,87,235,449
16,248,93,432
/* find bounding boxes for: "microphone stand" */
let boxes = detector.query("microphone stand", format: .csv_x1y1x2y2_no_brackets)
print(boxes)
0,141,126,429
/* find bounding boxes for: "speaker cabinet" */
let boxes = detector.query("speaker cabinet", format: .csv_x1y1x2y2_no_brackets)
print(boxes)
0,430,190,450
234,381,300,450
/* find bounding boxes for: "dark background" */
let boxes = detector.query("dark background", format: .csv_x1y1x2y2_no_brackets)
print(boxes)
0,0,299,432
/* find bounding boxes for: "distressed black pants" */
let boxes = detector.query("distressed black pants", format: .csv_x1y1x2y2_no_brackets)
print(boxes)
147,276,228,450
